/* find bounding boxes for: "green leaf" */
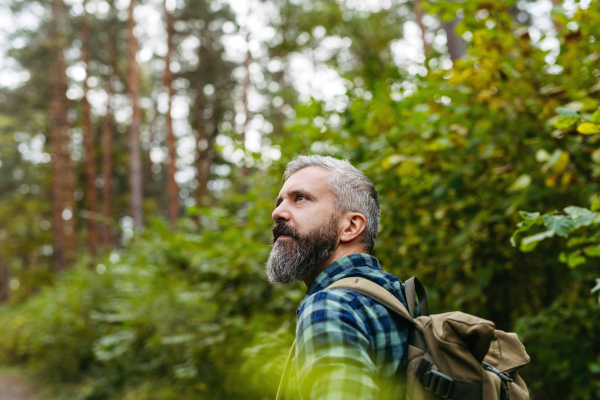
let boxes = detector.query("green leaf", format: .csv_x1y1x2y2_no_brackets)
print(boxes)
542,149,563,173
511,214,542,247
501,62,522,79
583,245,600,257
591,107,600,124
559,252,567,263
543,214,574,237
577,123,600,134
519,211,541,220
555,107,579,117
592,197,600,212
520,230,555,252
564,206,600,229
567,255,586,268
567,236,597,248
554,116,579,129
507,174,531,193
592,279,600,294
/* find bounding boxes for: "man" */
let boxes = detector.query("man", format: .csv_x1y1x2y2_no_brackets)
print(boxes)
267,155,412,400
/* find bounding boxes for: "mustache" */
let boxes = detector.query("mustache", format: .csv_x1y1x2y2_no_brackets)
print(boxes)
272,221,300,243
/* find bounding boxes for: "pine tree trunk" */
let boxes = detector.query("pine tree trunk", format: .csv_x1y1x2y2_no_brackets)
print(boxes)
414,0,430,54
101,97,114,245
240,28,252,191
101,7,117,246
441,19,465,61
127,0,144,228
194,120,210,206
81,0,98,255
164,1,179,226
193,33,211,208
50,0,73,270
62,130,76,267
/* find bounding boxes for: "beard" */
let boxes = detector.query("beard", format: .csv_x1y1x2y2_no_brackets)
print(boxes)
266,215,339,284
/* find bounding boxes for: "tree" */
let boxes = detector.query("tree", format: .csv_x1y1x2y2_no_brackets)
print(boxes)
175,0,236,207
127,0,143,228
81,0,99,254
100,1,118,246
49,0,76,269
164,0,179,226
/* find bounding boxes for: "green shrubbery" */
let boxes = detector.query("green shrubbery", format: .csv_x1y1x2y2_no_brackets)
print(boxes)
2,1,600,399
0,210,299,399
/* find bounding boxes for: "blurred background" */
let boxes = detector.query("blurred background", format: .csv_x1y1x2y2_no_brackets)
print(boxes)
0,0,599,398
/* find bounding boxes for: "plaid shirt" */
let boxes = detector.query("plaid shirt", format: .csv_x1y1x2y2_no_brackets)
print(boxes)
282,253,411,400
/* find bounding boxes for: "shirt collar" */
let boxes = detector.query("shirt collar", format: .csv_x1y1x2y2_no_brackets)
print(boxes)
297,253,381,314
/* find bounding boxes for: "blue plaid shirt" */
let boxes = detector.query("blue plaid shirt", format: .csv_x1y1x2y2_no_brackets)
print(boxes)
284,253,411,400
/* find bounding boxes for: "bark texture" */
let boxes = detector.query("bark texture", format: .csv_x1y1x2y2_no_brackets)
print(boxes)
441,18,465,61
127,0,144,227
414,0,430,54
101,1,117,245
239,27,252,192
81,1,99,254
164,2,179,226
49,0,75,270
193,33,212,207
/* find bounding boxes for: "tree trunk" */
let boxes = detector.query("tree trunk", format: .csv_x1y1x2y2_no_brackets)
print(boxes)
441,19,465,61
49,0,74,270
127,0,144,228
81,0,98,255
164,1,179,226
194,120,210,206
193,32,211,208
101,3,117,246
0,254,8,303
240,27,252,192
414,0,430,54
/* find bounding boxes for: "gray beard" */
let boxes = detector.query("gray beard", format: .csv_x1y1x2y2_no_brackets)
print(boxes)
266,216,339,284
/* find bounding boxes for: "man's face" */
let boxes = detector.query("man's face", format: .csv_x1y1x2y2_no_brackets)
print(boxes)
266,167,340,284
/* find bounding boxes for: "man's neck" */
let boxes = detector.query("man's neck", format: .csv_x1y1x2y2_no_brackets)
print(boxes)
302,245,366,288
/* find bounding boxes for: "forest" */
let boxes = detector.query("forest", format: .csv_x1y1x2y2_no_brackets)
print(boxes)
0,0,599,398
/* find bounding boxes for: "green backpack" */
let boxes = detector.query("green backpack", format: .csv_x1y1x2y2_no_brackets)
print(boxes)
277,276,530,400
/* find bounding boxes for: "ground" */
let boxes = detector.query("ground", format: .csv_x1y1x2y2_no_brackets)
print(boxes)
0,373,42,400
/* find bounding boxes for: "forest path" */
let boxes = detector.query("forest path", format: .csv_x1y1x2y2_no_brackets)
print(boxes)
0,373,43,400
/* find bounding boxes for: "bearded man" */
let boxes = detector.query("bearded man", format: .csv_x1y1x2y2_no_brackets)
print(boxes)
267,155,412,400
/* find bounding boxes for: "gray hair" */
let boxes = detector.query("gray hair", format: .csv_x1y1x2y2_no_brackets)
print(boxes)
284,155,380,254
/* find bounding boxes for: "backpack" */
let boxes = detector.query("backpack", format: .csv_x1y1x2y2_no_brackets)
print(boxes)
277,276,530,400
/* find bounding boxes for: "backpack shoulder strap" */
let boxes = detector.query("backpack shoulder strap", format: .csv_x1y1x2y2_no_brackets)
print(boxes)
405,276,430,318
326,277,415,326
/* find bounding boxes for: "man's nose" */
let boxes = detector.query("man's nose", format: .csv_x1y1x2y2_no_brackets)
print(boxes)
272,201,291,222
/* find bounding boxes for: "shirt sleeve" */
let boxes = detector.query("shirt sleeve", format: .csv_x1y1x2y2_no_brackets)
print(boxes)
294,290,379,400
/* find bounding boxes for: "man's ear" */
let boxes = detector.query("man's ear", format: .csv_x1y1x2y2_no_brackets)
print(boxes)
339,213,367,244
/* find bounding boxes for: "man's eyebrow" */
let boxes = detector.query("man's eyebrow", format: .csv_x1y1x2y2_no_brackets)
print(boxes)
275,189,316,206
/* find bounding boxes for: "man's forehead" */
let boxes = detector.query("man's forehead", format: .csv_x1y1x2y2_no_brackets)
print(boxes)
279,166,332,196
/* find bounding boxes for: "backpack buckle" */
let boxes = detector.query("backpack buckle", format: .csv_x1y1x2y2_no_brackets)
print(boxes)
482,362,514,383
423,370,454,398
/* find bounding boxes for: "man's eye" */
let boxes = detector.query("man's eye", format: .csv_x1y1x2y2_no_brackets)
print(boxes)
296,194,308,201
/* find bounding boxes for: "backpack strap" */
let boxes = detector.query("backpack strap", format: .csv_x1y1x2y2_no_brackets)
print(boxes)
326,277,415,326
405,276,429,318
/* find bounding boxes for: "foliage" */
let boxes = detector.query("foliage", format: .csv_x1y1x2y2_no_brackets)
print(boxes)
0,200,299,399
512,95,600,362
1,0,600,399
